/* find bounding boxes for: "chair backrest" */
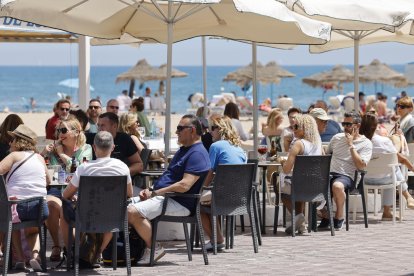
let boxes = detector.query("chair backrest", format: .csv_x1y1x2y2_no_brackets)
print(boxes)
212,163,255,216
247,158,259,183
0,176,11,231
140,148,152,170
329,96,341,109
276,97,293,111
343,97,355,112
407,143,414,164
365,152,398,178
291,155,332,202
76,175,128,233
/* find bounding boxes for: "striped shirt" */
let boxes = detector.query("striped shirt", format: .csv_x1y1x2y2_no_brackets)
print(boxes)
327,133,372,178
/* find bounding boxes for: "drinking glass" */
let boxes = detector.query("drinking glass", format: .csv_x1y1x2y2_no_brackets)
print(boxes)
138,127,146,139
257,145,268,162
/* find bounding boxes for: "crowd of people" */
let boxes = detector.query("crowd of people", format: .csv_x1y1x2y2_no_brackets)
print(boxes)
1,90,414,271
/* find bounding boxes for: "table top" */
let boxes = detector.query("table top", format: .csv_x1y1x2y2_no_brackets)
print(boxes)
144,137,180,151
139,170,165,177
48,182,68,187
258,161,282,167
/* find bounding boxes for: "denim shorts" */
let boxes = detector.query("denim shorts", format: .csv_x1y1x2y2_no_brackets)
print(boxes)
47,187,62,199
16,199,49,222
330,173,354,190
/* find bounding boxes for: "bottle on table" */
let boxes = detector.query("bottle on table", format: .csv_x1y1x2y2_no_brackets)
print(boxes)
82,157,88,164
58,166,66,184
150,118,157,138
269,140,277,157
44,156,50,167
70,156,77,173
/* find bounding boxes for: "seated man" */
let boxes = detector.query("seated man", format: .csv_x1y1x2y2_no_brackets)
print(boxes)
319,111,372,230
61,131,133,260
127,114,210,264
313,100,342,142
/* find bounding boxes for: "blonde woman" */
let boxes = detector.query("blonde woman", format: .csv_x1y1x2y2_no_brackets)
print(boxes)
118,113,145,153
261,108,284,152
279,114,322,234
41,117,92,262
201,115,246,250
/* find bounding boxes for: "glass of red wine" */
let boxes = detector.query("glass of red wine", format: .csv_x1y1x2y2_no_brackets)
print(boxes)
257,145,268,162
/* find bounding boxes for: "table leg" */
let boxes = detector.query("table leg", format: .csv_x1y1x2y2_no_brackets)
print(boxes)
262,167,267,235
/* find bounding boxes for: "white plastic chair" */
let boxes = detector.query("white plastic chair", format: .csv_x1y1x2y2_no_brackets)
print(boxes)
342,97,355,112
364,152,402,224
276,97,293,113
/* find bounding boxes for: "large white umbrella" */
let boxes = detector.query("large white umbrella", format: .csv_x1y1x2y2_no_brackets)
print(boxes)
283,0,414,110
1,0,332,156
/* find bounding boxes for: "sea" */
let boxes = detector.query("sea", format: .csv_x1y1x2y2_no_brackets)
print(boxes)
0,65,410,113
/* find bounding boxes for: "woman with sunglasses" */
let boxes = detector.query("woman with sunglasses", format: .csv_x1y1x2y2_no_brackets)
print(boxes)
200,115,246,250
118,113,146,153
395,96,414,143
359,113,414,220
279,114,322,234
41,117,92,262
261,108,284,153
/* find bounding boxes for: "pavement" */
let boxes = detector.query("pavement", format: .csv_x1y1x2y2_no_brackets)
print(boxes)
5,209,414,276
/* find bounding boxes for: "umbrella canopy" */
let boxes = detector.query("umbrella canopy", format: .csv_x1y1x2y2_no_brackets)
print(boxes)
59,78,95,91
116,60,188,83
302,65,354,88
359,59,407,85
284,0,414,110
1,0,332,156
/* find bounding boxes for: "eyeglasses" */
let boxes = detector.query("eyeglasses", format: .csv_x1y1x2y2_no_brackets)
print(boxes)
341,122,354,127
89,105,101,110
176,125,193,132
108,105,119,110
60,108,69,112
211,125,219,131
293,124,300,130
57,127,69,134
397,104,411,109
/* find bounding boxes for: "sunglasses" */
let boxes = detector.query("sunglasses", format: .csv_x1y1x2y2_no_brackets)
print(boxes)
108,105,119,110
176,125,193,132
89,105,101,110
341,122,354,127
57,127,69,134
397,104,411,109
211,125,219,131
60,108,69,112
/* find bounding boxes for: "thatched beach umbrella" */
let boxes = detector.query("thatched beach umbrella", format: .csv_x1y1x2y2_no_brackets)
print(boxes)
302,65,354,89
359,59,407,87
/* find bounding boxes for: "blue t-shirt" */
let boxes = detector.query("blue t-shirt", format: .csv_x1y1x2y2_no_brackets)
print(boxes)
320,120,342,142
209,140,246,170
153,142,209,211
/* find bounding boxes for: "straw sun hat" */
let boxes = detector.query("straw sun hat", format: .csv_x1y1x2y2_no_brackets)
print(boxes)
7,124,38,144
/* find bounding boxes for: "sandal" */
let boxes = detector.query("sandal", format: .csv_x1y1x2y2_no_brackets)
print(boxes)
29,258,42,272
50,246,62,262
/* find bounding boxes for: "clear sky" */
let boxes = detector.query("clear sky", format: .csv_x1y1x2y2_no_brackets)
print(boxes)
1,38,414,67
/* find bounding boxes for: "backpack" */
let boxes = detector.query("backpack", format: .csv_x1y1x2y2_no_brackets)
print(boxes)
102,227,146,266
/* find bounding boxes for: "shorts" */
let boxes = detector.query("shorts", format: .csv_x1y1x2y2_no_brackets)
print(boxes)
16,199,49,222
47,187,62,199
330,172,354,190
129,196,190,221
62,198,76,223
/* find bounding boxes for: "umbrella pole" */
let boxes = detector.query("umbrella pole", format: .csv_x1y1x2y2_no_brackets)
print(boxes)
354,36,360,111
252,43,258,159
202,36,208,118
128,79,135,98
165,2,173,157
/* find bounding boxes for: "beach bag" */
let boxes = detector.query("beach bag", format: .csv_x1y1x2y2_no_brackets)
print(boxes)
102,227,146,266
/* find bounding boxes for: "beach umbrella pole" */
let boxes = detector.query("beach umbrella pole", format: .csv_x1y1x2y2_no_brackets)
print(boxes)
165,2,173,157
354,36,360,111
78,35,90,110
202,36,208,118
252,42,258,159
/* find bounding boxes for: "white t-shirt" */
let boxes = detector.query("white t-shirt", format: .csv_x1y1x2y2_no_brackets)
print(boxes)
70,157,131,188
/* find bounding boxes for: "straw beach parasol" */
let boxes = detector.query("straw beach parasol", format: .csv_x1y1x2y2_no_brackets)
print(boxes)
359,59,407,85
302,65,354,88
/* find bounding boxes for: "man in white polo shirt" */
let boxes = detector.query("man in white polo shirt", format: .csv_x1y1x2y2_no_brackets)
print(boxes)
319,111,372,231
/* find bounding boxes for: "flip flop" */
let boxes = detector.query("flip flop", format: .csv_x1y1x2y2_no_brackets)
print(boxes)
29,258,42,272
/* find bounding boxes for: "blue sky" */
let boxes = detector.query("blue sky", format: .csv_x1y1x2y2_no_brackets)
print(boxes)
1,39,414,66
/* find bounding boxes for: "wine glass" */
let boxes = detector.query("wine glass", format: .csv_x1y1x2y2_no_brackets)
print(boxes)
138,127,146,139
257,145,268,162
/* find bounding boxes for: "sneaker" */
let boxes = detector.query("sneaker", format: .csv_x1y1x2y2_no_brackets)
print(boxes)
205,241,224,251
137,245,165,265
13,262,27,271
317,218,330,230
285,214,306,234
334,218,344,231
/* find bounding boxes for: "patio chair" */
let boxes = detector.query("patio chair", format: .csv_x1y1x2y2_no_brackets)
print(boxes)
276,97,293,113
0,176,47,275
289,155,334,237
66,175,131,276
149,172,209,266
201,164,258,255
345,170,368,231
363,153,402,223
272,170,287,234
133,148,153,189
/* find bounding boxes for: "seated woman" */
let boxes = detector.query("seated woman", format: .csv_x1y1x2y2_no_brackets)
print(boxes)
261,108,284,153
224,102,248,141
0,124,49,271
118,113,146,154
279,114,322,234
0,114,24,161
200,116,246,250
359,113,414,220
41,117,92,262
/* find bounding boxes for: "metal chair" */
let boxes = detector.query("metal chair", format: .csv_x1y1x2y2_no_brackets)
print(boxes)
272,170,287,234
149,172,209,266
290,155,334,237
66,175,131,276
0,176,47,275
345,170,368,231
201,164,258,255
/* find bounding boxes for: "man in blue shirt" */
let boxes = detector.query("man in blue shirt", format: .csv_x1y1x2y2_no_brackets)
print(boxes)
314,100,342,142
128,114,210,264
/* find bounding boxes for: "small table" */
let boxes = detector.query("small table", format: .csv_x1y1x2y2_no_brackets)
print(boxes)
258,161,281,234
138,169,165,188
